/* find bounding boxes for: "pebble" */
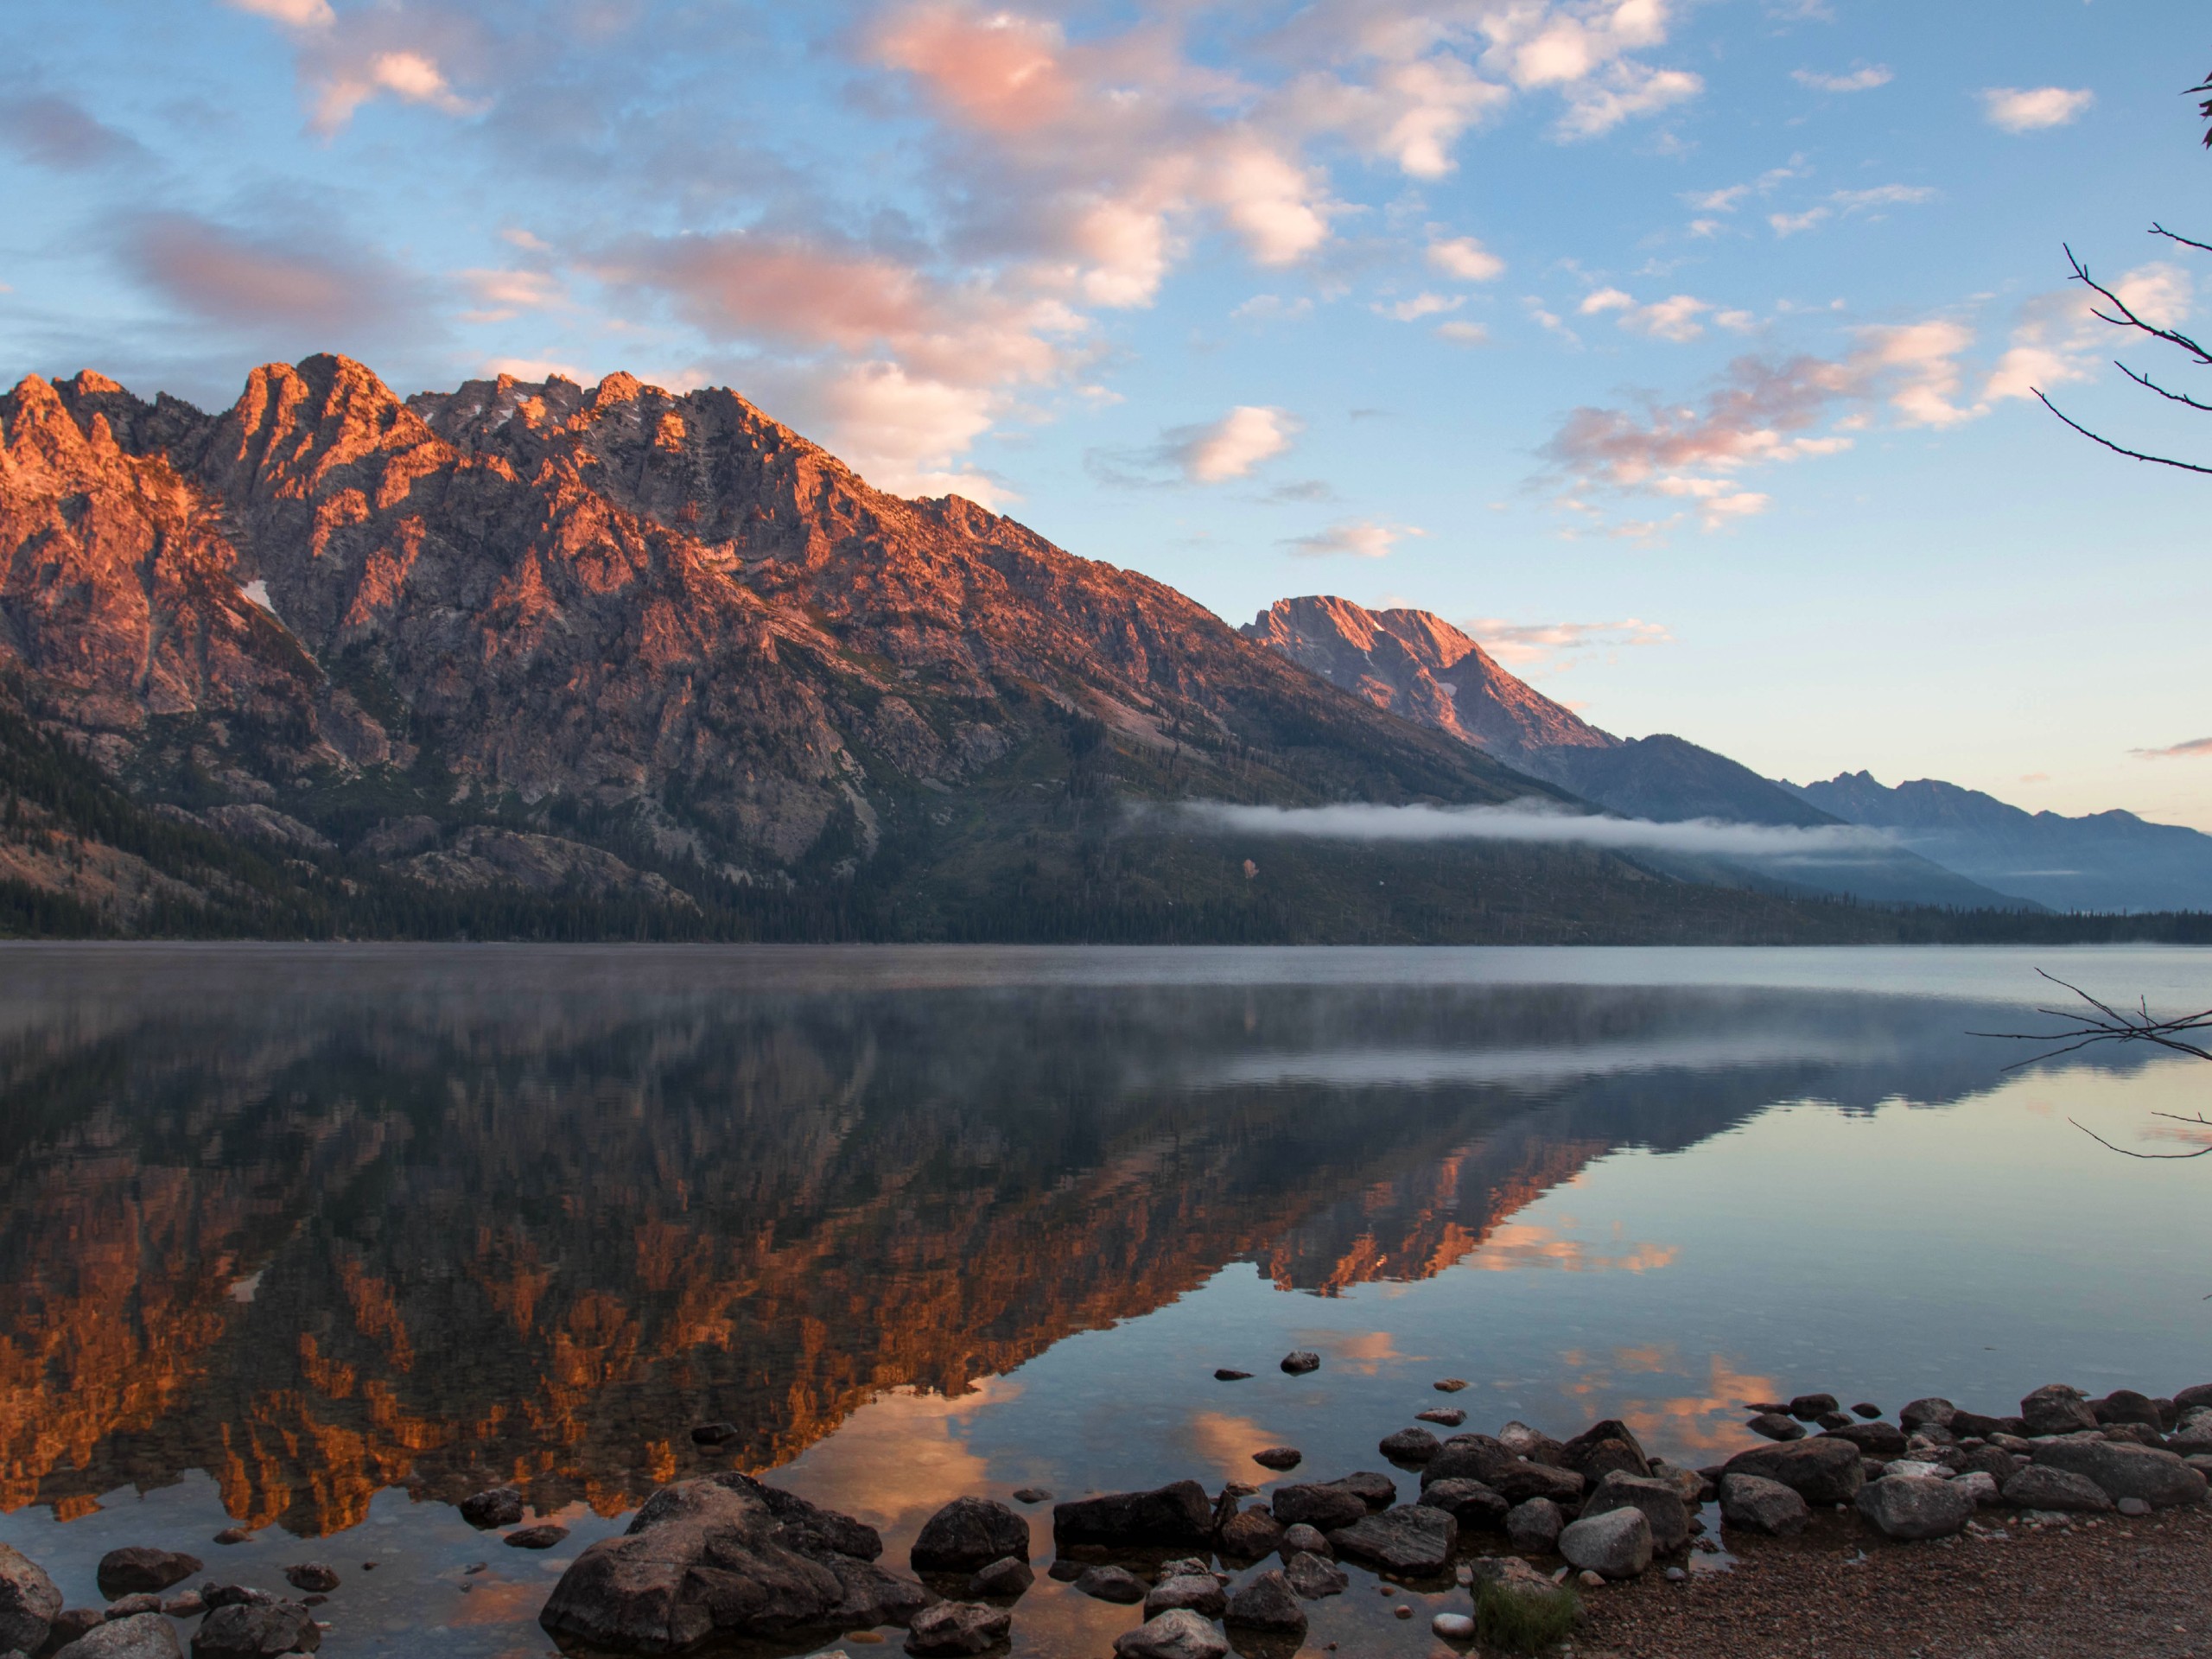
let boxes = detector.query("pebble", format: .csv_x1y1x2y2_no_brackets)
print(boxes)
1395,1605,1413,1619
1578,1570,1605,1588
1433,1379,1469,1393
2119,1497,2152,1517
1432,1613,1475,1641
1214,1370,1252,1382
1664,1567,1688,1583
1416,1408,1467,1427
213,1529,252,1546
1011,1488,1052,1504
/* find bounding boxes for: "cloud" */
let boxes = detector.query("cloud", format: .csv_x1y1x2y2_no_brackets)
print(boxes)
1091,405,1301,488
1982,86,2094,133
0,94,147,170
1428,237,1506,282
1983,261,2192,405
1580,287,1711,340
1464,617,1671,672
1831,184,1936,213
2133,736,2212,760
1769,207,1829,236
1177,405,1300,482
225,0,334,27
1554,61,1704,139
1175,798,1900,860
1437,320,1491,345
1376,292,1463,321
1792,65,1891,93
313,48,478,132
484,356,584,383
1281,519,1421,559
118,211,418,336
457,268,562,323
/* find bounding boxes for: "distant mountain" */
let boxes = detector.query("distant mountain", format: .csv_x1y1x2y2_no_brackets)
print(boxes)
1785,772,2212,914
1242,598,2028,912
0,355,1946,944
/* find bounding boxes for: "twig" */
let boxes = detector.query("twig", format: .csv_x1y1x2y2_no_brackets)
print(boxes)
2063,245,2212,365
2031,391,2212,476
2069,1120,2212,1160
2115,362,2212,412
2151,221,2212,255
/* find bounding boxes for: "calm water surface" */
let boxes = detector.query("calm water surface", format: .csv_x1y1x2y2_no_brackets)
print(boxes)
3,944,2210,1656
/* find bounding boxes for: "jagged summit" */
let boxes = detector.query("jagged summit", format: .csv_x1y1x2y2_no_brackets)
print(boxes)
1242,596,1615,758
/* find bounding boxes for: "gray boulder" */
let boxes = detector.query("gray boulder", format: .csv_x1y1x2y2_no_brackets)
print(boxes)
2171,1410,2212,1452
0,1545,60,1656
1380,1428,1440,1464
1277,1524,1331,1560
1332,1471,1397,1510
1414,1478,1509,1530
97,1552,203,1599
1053,1483,1211,1549
1281,1351,1321,1375
1281,1553,1346,1599
1854,1476,1972,1541
1113,1609,1227,1659
1224,1569,1306,1634
54,1615,183,1659
1328,1505,1456,1574
538,1477,916,1652
105,1597,162,1619
1745,1413,1804,1442
2031,1440,2208,1508
912,1497,1030,1573
1951,1471,2001,1507
1897,1398,1955,1432
1559,1420,1651,1482
1143,1575,1225,1619
190,1600,321,1656
1217,1504,1282,1558
1503,1497,1564,1553
1269,1483,1367,1532
2172,1382,2212,1414
2019,1384,2097,1438
459,1488,524,1529
1721,1436,1866,1506
1789,1393,1840,1421
1072,1567,1145,1604
903,1602,1009,1656
1820,1422,1907,1458
964,1558,1032,1599
2000,1465,2113,1512
1557,1507,1651,1580
1718,1474,1808,1537
1421,1436,1515,1488
1580,1472,1688,1554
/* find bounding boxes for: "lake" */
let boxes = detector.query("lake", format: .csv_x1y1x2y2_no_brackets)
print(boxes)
3,943,2209,1656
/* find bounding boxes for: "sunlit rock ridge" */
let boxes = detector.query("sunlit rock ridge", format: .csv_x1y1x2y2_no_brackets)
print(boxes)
0,355,1916,943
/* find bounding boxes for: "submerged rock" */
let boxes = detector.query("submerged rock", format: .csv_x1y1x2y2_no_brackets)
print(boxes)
1113,1608,1227,1659
504,1526,568,1550
1328,1505,1456,1574
191,1599,321,1656
1143,1574,1226,1619
1745,1413,1804,1443
1225,1568,1306,1634
538,1475,917,1653
1416,1408,1466,1427
911,1497,1030,1573
1280,1351,1320,1376
1073,1567,1145,1604
459,1489,524,1530
1250,1447,1302,1472
1053,1484,1212,1549
1217,1505,1283,1558
279,1566,337,1593
97,1552,204,1599
1282,1552,1346,1599
964,1558,1032,1599
1269,1483,1368,1532
902,1601,1009,1656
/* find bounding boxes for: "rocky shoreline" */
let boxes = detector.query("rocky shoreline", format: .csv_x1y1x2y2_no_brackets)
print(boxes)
3,1367,2208,1658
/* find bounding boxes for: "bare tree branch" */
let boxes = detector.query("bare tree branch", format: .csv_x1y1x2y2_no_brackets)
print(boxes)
2031,390,2212,474
2152,221,2212,256
2063,245,2212,365
2115,362,2212,411
1970,969,2212,1066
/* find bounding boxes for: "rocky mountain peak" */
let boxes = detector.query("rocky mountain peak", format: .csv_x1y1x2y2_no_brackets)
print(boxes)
1241,595,1616,758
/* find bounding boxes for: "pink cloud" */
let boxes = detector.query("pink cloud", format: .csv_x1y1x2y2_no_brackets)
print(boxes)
121,212,416,334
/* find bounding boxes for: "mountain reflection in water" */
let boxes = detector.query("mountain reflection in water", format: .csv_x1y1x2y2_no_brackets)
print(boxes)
0,944,2180,1542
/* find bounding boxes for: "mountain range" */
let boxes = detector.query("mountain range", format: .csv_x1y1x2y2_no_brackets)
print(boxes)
1241,597,2212,916
0,354,2200,939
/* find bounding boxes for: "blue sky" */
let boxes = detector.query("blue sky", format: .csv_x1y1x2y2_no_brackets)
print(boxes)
3,0,2208,827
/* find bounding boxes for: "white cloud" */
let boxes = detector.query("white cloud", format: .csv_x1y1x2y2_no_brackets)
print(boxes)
1180,405,1300,482
1177,798,1901,860
1982,86,2094,133
1281,519,1421,559
1792,65,1891,93
1437,320,1491,345
314,49,477,131
225,0,333,28
1427,236,1505,282
1376,292,1463,321
1578,286,1711,340
1769,207,1830,236
1580,287,1635,315
1465,616,1671,672
1830,184,1937,213
1984,262,2195,404
457,268,561,323
485,356,586,384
